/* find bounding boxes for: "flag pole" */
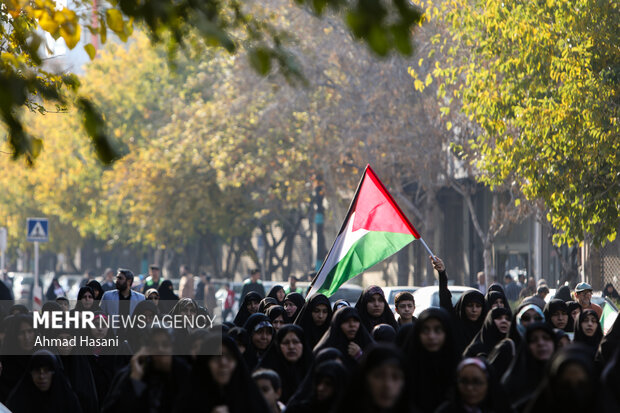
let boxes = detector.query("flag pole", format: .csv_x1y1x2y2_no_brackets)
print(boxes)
419,238,436,260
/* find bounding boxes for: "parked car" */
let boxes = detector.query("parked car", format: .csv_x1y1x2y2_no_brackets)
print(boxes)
383,286,419,313
412,285,476,317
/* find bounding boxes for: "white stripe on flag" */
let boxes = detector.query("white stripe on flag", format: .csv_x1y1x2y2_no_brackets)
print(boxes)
308,212,368,297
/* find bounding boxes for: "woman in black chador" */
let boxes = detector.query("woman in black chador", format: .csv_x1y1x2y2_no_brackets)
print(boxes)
6,350,82,413
314,306,374,371
294,293,333,348
404,307,459,413
175,335,271,413
354,286,398,333
463,307,512,358
258,324,313,403
233,291,262,327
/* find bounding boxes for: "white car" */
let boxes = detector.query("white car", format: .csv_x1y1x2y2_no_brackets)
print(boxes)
412,285,476,317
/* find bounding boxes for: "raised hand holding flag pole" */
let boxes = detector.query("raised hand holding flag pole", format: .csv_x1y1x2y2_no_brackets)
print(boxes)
307,165,435,298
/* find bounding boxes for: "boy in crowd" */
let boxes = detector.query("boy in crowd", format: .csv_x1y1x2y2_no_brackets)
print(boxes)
252,369,285,413
394,291,416,326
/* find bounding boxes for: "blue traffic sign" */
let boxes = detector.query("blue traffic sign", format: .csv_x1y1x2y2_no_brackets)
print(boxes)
27,218,49,242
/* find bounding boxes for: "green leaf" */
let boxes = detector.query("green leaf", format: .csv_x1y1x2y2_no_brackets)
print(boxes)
249,47,271,75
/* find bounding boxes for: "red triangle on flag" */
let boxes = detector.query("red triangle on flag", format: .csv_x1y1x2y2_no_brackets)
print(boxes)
351,166,420,237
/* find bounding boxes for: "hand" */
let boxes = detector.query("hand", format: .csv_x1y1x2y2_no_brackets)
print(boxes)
348,342,361,359
130,347,148,381
211,406,230,413
430,256,445,272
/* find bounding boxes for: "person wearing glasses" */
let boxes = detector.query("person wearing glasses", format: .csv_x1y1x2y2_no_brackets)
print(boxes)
100,269,145,317
574,282,602,319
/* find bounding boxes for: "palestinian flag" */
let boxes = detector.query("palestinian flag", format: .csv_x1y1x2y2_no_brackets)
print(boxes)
307,165,421,298
600,301,618,335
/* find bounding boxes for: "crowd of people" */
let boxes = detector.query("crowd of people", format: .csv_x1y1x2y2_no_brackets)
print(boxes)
0,257,619,413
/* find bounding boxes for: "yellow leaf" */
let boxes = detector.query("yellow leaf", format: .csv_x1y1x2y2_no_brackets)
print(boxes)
60,22,80,49
106,9,124,34
84,43,96,60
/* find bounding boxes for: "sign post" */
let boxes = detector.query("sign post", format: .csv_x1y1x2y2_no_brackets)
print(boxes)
27,218,48,311
0,227,6,273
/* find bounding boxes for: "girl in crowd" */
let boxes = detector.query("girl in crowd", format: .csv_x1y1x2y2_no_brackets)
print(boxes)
543,299,569,331
265,305,286,333
6,350,82,413
434,257,487,353
284,360,349,413
565,301,581,333
283,292,305,323
355,286,398,333
285,347,345,410
486,290,510,312
502,323,556,411
259,297,278,313
0,315,35,402
405,307,459,413
335,344,413,413
267,285,286,306
314,306,374,371
177,335,270,413
243,313,275,370
157,280,179,315
436,357,512,413
525,344,614,412
86,280,104,303
74,286,99,312
294,293,333,348
258,324,312,403
573,309,604,358
234,291,262,327
463,307,512,358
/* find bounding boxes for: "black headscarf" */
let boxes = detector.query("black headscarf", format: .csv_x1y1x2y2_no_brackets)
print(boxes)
233,291,262,327
294,293,333,348
436,357,512,413
602,283,620,300
488,282,506,295
258,297,277,313
157,280,179,314
486,290,511,314
573,308,603,356
86,280,104,301
243,313,274,370
332,299,350,312
464,307,512,358
395,322,414,350
267,285,286,306
372,324,397,343
354,286,398,333
502,322,555,408
525,344,612,413
286,360,349,413
227,326,249,352
175,335,270,413
313,306,374,371
265,305,286,327
6,350,82,413
74,286,99,312
283,292,305,323
453,289,488,352
544,299,569,331
405,307,459,413
597,308,620,365
285,347,345,412
258,324,313,403
565,301,581,333
554,285,572,302
334,343,411,413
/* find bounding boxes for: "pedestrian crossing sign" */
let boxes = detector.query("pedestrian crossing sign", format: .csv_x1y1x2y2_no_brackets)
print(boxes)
27,218,49,242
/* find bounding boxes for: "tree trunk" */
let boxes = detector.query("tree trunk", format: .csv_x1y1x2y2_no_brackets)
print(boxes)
397,245,410,285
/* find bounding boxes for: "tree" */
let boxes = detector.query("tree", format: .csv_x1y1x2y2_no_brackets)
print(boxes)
1,0,422,165
411,0,619,247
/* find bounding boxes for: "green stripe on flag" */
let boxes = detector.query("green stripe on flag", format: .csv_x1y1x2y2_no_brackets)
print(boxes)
316,231,415,297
